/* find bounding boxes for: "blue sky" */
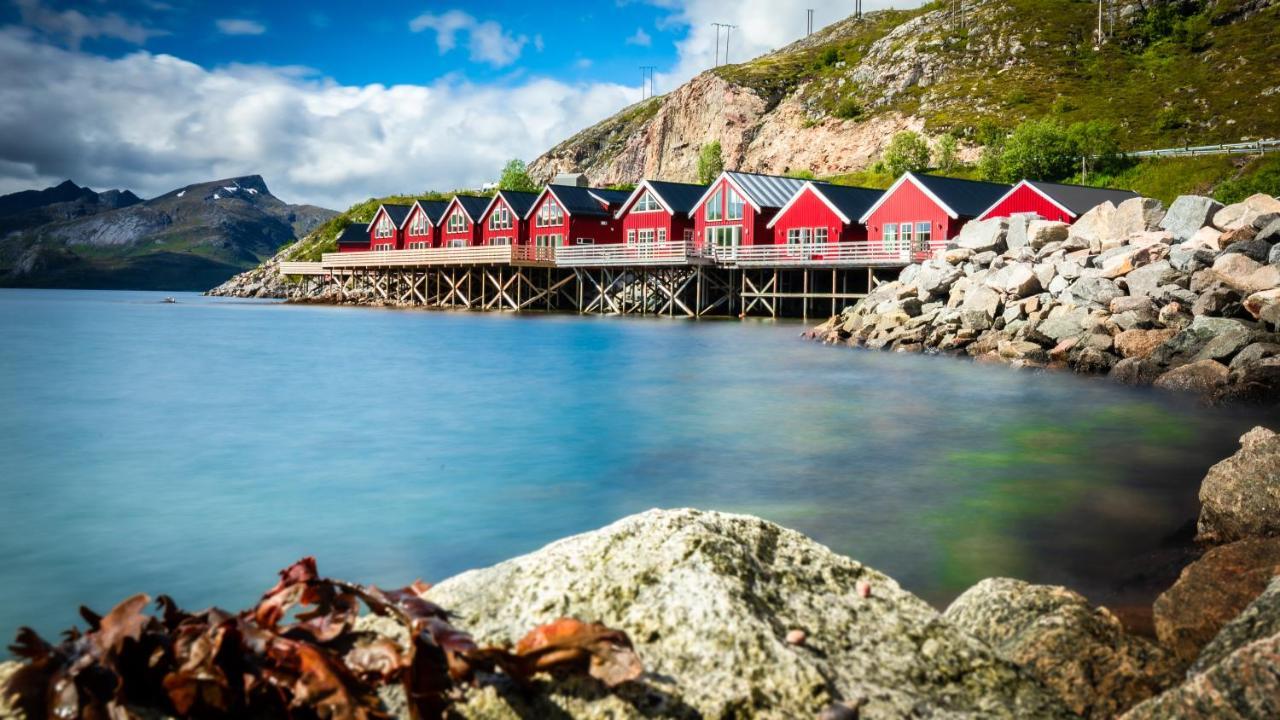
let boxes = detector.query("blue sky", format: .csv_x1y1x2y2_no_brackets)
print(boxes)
0,0,912,208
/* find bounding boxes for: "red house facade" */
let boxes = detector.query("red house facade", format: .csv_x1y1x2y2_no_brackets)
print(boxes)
976,180,1140,224
336,223,371,253
403,199,450,248
479,190,540,247
859,173,1011,256
524,185,631,248
366,204,412,251
437,195,492,247
615,180,707,246
691,171,807,252
766,182,882,250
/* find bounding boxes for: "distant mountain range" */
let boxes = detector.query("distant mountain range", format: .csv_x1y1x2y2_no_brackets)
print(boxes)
0,176,335,291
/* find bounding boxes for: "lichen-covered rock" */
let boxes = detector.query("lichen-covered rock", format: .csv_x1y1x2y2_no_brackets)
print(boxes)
1115,328,1177,359
1152,537,1280,665
1119,630,1280,719
944,578,1179,719
1152,359,1229,394
421,509,1076,720
1160,195,1222,242
1190,577,1280,675
1197,426,1280,544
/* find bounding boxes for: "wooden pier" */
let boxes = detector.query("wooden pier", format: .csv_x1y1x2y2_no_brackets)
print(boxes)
279,240,938,319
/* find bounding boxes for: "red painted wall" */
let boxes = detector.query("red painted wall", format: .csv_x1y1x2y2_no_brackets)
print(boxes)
528,192,623,246
770,188,865,246
338,243,368,253
403,205,438,248
480,196,528,246
691,177,775,249
978,184,1074,223
438,200,483,247
367,208,404,250
864,181,957,259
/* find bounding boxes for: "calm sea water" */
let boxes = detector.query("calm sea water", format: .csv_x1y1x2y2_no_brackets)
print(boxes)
0,288,1269,645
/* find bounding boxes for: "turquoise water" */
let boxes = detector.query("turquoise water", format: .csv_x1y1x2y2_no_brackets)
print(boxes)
0,289,1268,644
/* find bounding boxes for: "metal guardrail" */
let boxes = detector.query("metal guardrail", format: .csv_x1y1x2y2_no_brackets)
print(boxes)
1125,139,1278,159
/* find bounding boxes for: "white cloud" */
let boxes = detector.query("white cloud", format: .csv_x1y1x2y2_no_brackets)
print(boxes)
0,28,639,210
626,27,652,47
14,0,164,50
215,19,267,36
409,10,527,68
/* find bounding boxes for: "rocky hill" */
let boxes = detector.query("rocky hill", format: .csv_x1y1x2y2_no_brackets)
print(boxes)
529,0,1280,185
0,175,334,291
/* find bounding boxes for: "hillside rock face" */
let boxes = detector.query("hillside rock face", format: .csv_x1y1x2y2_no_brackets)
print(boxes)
943,578,1179,719
412,509,1074,719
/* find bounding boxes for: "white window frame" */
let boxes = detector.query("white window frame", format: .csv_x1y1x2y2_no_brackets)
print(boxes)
705,188,723,221
726,187,744,221
408,241,429,250
657,228,667,242
447,239,466,248
814,227,828,244
536,198,564,227
883,223,898,250
409,211,429,237
575,238,593,245
900,222,914,248
375,214,393,239
635,191,661,213
374,242,394,251
915,221,932,251
638,228,655,243
489,205,512,230
447,209,467,234
626,229,636,243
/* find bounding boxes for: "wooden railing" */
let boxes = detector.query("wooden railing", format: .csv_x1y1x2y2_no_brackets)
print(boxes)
552,241,695,267
511,245,558,264
320,246,512,268
698,240,929,267
277,261,327,276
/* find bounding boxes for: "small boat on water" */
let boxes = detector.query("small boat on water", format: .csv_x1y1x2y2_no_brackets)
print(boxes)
162,297,176,304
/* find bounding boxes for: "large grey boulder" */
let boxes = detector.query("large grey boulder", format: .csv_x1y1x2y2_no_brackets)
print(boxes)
961,285,1003,330
1027,220,1069,250
985,262,1041,298
1160,195,1222,242
1066,276,1123,308
944,578,1179,720
1123,260,1183,299
1066,202,1117,247
1213,193,1280,231
1115,197,1166,236
955,217,1009,253
915,259,965,300
1197,426,1280,544
421,509,1075,719
1004,213,1036,250
1189,577,1280,676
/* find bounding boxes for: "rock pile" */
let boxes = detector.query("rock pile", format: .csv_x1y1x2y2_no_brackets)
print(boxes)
809,193,1280,404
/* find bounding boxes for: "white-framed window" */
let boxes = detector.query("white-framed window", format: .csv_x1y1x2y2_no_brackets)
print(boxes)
786,228,809,245
704,225,741,249
814,227,828,244
900,222,914,247
705,188,723,221
374,242,394,251
374,214,393,239
915,221,931,251
883,223,898,250
535,234,563,247
489,204,512,230
726,187,744,220
637,229,655,243
488,237,511,246
408,241,429,250
409,211,429,236
447,239,466,248
576,238,593,245
536,198,564,227
627,229,636,243
657,228,667,242
447,209,467,233
635,191,661,212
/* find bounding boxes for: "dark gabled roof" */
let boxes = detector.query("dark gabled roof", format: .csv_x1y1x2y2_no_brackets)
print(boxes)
587,188,633,210
336,224,369,244
452,195,491,221
542,184,614,217
1025,180,1140,217
813,183,883,223
413,199,451,225
645,180,709,215
377,203,412,228
911,174,1012,218
494,190,540,218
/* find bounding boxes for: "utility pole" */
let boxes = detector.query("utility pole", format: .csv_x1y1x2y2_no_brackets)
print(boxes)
712,23,736,66
806,9,814,36
639,66,655,99
855,0,862,19
712,23,723,67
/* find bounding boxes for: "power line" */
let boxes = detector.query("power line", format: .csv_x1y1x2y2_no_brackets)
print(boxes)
806,9,814,36
639,66,656,99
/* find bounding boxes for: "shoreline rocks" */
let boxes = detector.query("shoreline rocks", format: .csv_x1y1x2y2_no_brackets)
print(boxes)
808,193,1280,405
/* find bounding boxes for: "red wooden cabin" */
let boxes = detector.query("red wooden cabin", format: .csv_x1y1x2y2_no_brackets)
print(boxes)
976,179,1139,224
766,181,882,251
403,199,450,248
336,223,371,253
367,203,412,251
524,185,631,248
614,179,707,246
479,190,540,247
691,171,808,253
437,195,492,247
859,173,1011,256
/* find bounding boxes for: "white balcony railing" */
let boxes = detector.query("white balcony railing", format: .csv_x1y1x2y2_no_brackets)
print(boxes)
277,261,327,275
552,241,694,267
320,246,512,268
698,240,938,267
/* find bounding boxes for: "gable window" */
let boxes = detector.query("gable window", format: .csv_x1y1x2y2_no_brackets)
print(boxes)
536,198,564,227
409,211,429,236
726,187,744,220
705,188,723,221
447,209,467,233
635,191,661,213
374,214,393,239
489,204,512,230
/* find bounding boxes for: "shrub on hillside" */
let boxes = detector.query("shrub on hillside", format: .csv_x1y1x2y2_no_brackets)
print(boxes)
882,131,932,177
698,141,725,184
